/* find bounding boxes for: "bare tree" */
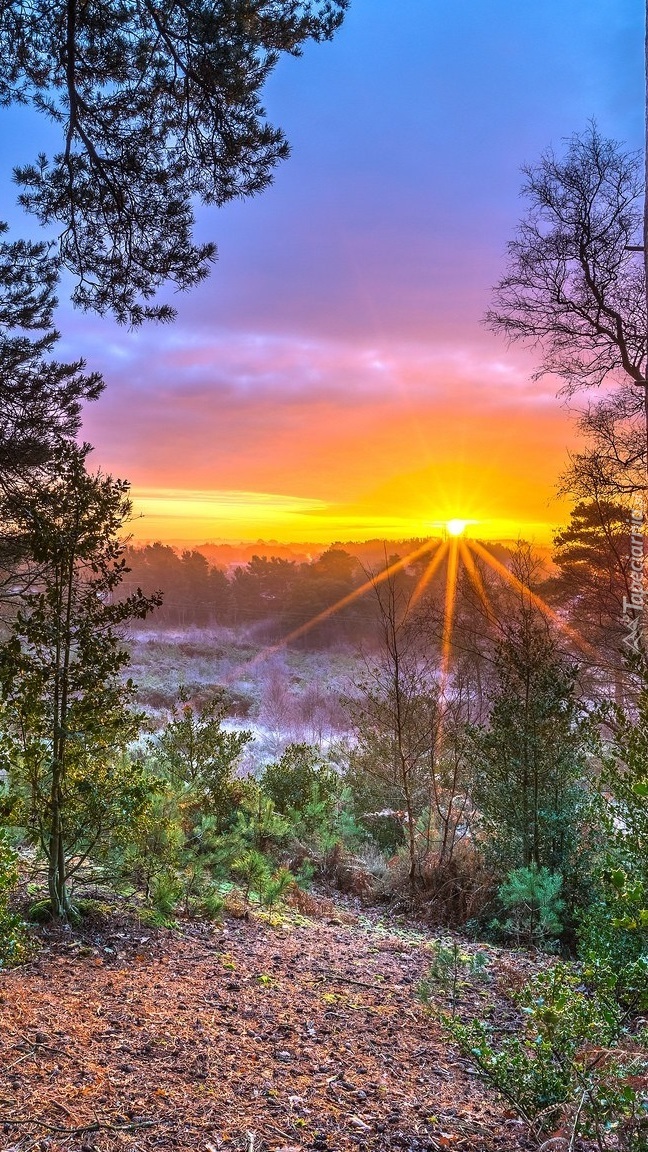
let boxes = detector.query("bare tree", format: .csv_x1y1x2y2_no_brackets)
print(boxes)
347,569,440,886
424,679,473,871
561,385,645,500
487,125,648,484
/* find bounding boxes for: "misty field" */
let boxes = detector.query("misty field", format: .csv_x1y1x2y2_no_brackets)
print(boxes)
127,626,362,771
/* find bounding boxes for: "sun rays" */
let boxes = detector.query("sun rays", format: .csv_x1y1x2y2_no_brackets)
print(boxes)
229,537,440,680
226,526,596,692
469,540,599,661
458,538,495,622
408,539,448,610
440,537,460,690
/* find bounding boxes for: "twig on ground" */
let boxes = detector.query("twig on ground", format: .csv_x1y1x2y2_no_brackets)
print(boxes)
0,1113,157,1136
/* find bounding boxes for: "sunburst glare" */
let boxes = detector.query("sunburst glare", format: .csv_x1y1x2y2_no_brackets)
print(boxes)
233,531,594,686
440,537,460,690
409,540,448,610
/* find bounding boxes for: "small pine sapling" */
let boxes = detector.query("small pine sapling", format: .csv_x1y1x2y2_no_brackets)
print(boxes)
497,864,564,949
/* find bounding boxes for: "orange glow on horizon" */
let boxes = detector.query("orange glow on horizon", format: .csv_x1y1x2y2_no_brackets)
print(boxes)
84,329,579,551
127,486,564,547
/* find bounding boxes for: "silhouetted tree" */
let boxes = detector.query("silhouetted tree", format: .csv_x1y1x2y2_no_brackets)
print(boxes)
1,0,348,324
561,385,645,501
287,547,369,646
487,125,648,484
548,499,638,699
0,225,101,483
231,555,297,627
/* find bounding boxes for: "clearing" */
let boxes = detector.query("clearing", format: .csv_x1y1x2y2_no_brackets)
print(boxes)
0,907,534,1152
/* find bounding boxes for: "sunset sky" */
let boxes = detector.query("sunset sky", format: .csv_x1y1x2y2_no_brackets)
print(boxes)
5,0,643,545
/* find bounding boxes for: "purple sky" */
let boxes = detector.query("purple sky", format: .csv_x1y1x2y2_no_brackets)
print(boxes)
3,0,643,543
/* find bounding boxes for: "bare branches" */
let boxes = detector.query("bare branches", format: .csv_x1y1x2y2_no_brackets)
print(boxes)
0,1109,157,1136
560,385,646,500
486,126,646,395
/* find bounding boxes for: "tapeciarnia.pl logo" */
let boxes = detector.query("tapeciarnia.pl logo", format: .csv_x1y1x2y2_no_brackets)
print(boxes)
622,501,645,654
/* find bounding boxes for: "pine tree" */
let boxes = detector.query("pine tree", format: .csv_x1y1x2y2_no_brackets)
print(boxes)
470,605,592,880
0,444,160,918
1,0,348,324
0,225,101,487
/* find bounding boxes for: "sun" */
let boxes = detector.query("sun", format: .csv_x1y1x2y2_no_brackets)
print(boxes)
446,518,468,537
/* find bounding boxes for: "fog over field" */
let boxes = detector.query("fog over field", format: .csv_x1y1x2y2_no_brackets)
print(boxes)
127,626,361,772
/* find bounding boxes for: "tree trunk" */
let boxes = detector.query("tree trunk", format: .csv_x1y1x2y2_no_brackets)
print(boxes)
405,800,418,888
47,783,70,919
47,553,75,921
636,0,641,649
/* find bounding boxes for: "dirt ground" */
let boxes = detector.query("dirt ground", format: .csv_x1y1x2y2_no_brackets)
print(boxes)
0,908,534,1152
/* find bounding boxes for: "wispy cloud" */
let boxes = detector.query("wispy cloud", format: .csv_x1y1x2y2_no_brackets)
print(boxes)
48,0,635,549
77,325,576,544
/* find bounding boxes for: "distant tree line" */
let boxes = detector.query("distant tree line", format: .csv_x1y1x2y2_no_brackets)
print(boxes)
122,543,399,645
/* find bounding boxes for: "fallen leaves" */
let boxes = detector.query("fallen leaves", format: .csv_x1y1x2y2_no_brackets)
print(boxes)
0,911,535,1151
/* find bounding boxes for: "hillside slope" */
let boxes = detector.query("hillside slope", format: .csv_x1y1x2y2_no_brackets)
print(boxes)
0,911,533,1151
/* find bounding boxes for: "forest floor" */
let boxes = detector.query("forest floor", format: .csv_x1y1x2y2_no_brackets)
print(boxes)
0,901,540,1152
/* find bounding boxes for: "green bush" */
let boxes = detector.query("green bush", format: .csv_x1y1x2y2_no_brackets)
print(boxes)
590,658,648,978
199,885,225,921
260,865,294,908
467,615,593,885
214,786,291,863
445,962,648,1148
262,747,367,856
121,784,185,897
147,862,226,921
231,849,295,912
578,881,648,1013
0,833,29,967
150,870,182,916
496,864,564,949
148,689,253,831
260,743,339,817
